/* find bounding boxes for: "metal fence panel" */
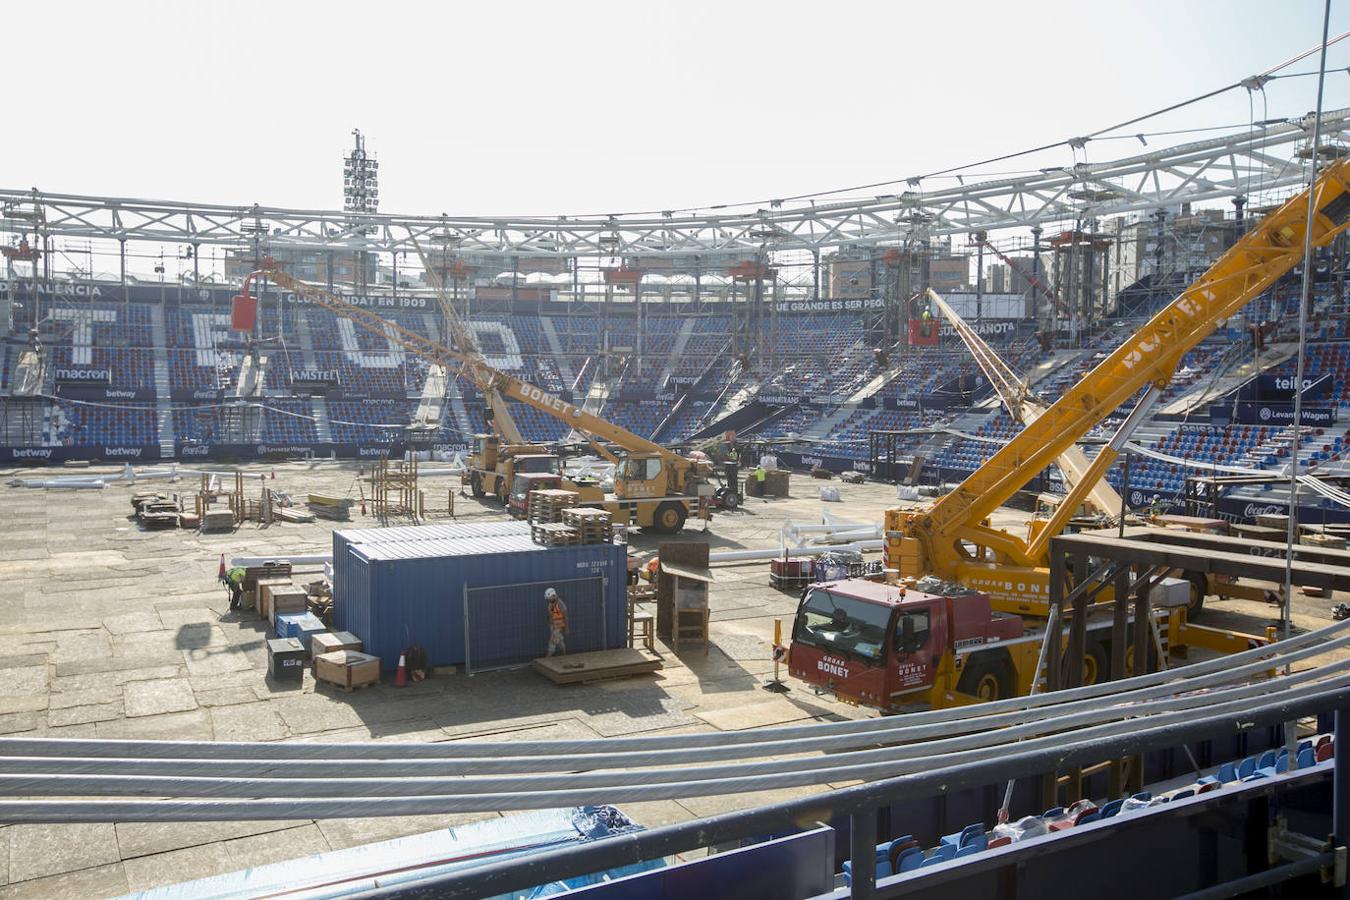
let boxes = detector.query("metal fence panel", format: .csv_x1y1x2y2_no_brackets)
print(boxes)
466,575,606,673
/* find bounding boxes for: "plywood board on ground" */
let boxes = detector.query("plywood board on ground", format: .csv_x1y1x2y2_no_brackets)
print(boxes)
531,648,663,685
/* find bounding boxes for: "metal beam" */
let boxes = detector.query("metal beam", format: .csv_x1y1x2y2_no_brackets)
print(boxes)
3,111,1347,259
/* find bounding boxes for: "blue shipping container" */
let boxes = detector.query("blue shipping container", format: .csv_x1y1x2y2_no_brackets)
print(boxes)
335,533,626,672
331,521,532,602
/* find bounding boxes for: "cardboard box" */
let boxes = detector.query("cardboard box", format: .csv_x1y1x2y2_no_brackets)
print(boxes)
268,586,309,624
315,650,380,691
311,631,363,657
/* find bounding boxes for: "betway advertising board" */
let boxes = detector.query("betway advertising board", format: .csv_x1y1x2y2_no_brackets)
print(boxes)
0,446,162,464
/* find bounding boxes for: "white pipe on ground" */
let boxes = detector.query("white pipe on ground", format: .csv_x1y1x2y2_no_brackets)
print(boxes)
710,539,883,564
10,479,107,490
230,554,333,568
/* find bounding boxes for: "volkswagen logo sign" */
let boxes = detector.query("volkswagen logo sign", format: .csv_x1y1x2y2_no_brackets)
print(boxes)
1129,490,1144,507
1259,406,1272,421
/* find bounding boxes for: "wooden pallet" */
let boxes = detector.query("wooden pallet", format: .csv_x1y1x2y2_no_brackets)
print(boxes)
562,508,612,544
532,648,663,685
528,489,580,523
531,522,580,546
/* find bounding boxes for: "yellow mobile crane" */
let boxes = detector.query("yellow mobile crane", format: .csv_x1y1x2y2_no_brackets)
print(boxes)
239,265,709,532
887,157,1350,614
406,236,562,504
786,161,1350,711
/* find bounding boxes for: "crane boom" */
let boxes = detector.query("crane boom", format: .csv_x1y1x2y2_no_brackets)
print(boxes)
926,288,1123,517
407,235,524,444
237,265,687,466
892,157,1350,579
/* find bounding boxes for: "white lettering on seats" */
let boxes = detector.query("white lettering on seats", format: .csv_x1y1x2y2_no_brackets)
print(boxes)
337,319,405,369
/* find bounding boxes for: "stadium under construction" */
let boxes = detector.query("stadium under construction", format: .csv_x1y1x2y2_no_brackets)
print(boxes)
5,24,1350,900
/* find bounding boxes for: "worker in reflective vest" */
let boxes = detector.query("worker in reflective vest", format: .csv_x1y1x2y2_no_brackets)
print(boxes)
224,567,246,612
754,465,766,497
545,587,568,656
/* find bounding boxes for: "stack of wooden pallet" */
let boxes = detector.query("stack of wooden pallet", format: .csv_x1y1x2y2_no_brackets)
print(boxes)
532,648,663,685
307,494,354,521
531,522,580,547
562,507,612,544
528,489,580,523
202,508,235,533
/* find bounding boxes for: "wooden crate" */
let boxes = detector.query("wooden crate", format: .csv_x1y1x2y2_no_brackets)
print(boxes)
311,630,363,657
315,650,380,692
255,577,293,617
268,586,309,624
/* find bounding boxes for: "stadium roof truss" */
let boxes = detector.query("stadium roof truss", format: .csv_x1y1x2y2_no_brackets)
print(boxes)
2,109,1348,260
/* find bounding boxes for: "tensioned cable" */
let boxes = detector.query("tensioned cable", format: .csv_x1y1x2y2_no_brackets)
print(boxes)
1,665,1342,804
1,681,1345,822
5,617,1344,763
550,36,1350,219
5,642,1346,786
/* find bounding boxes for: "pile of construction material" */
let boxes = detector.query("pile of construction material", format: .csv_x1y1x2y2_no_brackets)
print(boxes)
307,494,354,521
528,489,580,523
530,522,581,547
562,507,613,544
132,492,182,529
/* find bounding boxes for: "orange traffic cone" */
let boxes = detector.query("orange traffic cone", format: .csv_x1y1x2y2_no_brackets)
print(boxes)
270,469,275,480
359,465,364,477
394,652,407,687
360,498,367,516
217,554,226,581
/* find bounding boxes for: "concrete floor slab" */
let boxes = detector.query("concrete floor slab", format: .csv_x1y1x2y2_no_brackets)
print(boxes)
0,862,128,900
123,678,198,718
208,702,289,742
114,820,309,860
272,694,364,735
121,843,235,893
220,823,331,869
47,701,124,728
7,823,119,883
94,708,213,742
315,812,502,852
0,460,1330,892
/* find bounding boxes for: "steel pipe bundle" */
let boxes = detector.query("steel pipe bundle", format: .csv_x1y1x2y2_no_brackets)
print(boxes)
0,619,1344,822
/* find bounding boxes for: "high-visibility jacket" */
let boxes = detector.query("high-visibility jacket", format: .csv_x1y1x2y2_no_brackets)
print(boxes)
226,567,247,586
755,468,766,482
548,599,568,629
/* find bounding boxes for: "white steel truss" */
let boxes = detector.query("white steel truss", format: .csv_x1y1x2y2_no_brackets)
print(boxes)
3,110,1348,260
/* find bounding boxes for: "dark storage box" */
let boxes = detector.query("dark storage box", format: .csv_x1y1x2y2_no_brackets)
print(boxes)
267,637,307,682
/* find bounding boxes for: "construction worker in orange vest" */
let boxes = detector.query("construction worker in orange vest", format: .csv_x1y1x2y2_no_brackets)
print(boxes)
545,587,569,656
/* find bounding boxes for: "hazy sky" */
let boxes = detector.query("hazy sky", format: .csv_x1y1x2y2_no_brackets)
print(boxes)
6,1,1350,219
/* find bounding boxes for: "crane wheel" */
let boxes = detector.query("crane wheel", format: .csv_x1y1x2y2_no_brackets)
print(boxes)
1080,640,1108,686
653,502,687,534
957,655,1013,702
470,473,485,498
1184,571,1207,620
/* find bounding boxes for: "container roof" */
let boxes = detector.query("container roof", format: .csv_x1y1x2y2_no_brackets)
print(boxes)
336,521,532,546
354,532,578,561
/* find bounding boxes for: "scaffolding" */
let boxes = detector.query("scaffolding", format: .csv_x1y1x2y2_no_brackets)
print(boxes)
367,456,420,523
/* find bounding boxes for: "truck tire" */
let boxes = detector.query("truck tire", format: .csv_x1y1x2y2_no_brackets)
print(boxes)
1184,571,1207,620
957,654,1014,702
1081,640,1109,685
652,502,687,534
470,473,485,498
